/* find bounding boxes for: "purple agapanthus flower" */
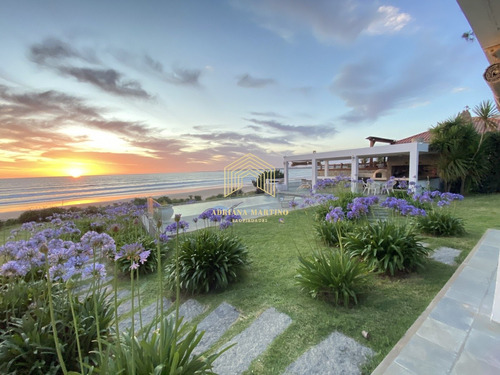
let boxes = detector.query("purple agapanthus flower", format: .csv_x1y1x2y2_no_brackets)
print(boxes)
164,220,190,233
82,262,107,280
325,207,345,222
0,260,29,278
81,231,116,257
115,242,151,270
219,221,232,230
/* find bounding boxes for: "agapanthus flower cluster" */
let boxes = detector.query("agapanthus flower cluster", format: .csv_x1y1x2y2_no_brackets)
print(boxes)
313,193,337,204
115,242,150,270
313,175,351,191
195,208,241,230
164,220,190,234
80,231,116,257
406,190,464,208
346,196,379,219
380,197,426,216
325,206,345,222
0,229,108,282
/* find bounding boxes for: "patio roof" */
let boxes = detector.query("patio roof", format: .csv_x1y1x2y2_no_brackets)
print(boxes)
284,142,429,165
283,142,429,192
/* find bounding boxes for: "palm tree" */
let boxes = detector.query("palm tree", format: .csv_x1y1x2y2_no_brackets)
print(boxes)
473,100,499,152
430,115,482,194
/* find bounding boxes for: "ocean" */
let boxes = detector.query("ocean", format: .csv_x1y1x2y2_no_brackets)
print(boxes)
0,169,311,215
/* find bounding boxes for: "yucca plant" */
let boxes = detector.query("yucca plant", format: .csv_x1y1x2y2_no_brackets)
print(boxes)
295,248,372,306
345,220,430,276
165,230,249,293
416,210,465,236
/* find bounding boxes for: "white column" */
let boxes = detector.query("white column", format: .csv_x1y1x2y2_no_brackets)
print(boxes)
325,160,329,177
311,157,318,191
351,155,359,193
409,143,419,191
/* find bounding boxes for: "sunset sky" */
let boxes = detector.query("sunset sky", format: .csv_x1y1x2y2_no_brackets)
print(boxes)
0,0,493,178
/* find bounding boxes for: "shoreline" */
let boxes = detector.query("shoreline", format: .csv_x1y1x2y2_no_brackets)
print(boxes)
0,185,252,220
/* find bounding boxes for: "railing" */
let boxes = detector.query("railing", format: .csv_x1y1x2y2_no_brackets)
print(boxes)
140,197,174,237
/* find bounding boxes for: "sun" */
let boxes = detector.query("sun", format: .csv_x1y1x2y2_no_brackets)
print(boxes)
68,167,84,178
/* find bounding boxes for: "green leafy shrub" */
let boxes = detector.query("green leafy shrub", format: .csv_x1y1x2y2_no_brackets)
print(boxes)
416,210,465,236
315,220,354,247
18,207,66,223
103,316,223,374
295,249,372,306
345,220,430,276
165,230,249,293
0,280,47,331
0,286,113,374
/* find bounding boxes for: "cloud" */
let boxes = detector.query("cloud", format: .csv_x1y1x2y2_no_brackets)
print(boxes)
0,85,157,155
29,38,151,98
245,118,337,137
0,84,283,176
231,0,411,43
58,67,150,98
250,111,285,118
106,52,201,87
184,130,289,146
143,55,203,86
330,39,460,123
366,6,412,35
237,74,275,88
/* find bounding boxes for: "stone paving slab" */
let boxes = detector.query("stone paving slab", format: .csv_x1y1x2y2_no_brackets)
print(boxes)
167,299,206,323
444,265,492,308
117,294,140,316
415,316,466,354
284,331,373,375
194,302,240,355
393,334,457,375
119,297,171,332
372,229,500,375
213,307,292,375
430,246,460,265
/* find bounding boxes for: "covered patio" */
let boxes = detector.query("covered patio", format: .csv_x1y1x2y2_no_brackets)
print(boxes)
282,142,430,193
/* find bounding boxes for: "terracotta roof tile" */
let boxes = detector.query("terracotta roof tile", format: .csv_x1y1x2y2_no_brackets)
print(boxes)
393,117,500,145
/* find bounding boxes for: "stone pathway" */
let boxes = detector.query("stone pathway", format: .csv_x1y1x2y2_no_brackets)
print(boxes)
118,297,171,332
285,331,373,375
430,246,461,265
194,301,240,355
78,280,373,374
212,307,292,375
373,229,500,375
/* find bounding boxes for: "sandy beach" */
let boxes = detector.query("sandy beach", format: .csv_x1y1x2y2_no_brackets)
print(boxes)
0,185,248,220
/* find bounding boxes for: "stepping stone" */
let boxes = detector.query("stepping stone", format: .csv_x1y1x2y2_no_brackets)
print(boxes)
119,297,171,332
213,307,292,375
284,331,373,375
193,302,240,355
430,247,461,265
117,294,140,316
115,289,131,300
168,299,206,323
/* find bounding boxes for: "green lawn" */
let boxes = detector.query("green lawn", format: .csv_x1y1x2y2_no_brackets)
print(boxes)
160,193,500,374
2,194,499,374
